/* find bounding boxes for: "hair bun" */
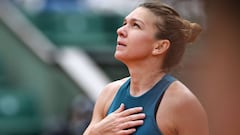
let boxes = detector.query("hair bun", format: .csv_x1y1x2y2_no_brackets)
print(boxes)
182,20,202,44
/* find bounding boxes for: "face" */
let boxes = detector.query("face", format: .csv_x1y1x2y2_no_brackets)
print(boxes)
115,7,159,63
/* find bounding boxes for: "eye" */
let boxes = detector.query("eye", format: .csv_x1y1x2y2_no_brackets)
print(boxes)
133,23,141,29
122,21,127,26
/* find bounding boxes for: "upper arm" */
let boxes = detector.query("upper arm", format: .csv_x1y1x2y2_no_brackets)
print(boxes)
173,83,209,135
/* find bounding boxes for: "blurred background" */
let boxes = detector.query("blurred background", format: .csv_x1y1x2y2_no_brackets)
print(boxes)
0,0,239,135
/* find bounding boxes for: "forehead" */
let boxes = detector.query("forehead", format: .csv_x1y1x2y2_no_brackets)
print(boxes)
125,7,157,24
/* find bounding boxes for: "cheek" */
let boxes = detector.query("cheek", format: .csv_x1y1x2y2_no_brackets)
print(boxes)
124,36,154,61
129,32,155,50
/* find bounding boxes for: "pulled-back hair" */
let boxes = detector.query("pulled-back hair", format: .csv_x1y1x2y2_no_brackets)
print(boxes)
139,1,202,71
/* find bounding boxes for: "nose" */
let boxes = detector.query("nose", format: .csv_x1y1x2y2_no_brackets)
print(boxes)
117,25,127,37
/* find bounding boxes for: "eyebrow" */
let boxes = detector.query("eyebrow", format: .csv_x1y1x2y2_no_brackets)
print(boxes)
124,17,145,25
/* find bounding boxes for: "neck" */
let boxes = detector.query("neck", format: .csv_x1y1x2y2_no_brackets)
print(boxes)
128,66,165,96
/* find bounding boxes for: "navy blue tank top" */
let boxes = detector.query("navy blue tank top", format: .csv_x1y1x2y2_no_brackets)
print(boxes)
107,74,176,135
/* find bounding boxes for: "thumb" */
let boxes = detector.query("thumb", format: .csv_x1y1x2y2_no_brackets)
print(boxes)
114,103,125,113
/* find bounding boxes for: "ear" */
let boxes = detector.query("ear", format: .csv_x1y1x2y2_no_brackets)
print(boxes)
152,39,170,55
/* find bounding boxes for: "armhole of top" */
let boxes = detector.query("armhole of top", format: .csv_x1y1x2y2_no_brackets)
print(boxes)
154,90,166,117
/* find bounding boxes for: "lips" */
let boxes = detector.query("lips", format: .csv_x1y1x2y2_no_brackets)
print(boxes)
117,41,127,46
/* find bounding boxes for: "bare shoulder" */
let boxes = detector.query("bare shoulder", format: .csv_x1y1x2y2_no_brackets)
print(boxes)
84,78,129,134
98,77,129,103
158,80,209,135
100,77,129,96
96,77,130,116
167,80,203,109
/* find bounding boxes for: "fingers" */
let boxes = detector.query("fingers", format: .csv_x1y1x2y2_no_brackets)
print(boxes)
115,103,125,113
120,106,144,117
125,113,146,121
118,128,136,135
114,103,144,116
117,106,145,131
104,104,146,134
119,119,144,130
118,113,145,129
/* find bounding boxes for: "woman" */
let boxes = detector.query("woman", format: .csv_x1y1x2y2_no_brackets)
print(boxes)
84,1,209,135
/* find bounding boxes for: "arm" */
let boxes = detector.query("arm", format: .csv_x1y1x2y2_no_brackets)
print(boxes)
171,82,209,135
156,81,209,135
176,92,209,135
83,80,146,135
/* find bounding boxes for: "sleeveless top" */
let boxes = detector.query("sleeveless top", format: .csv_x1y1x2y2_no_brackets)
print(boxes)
107,74,176,135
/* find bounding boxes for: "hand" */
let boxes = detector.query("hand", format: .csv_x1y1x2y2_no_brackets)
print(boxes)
93,104,145,135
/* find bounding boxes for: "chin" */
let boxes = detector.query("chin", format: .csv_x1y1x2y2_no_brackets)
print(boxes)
114,53,121,60
114,53,125,62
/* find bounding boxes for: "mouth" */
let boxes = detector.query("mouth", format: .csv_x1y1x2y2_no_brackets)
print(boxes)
117,41,127,46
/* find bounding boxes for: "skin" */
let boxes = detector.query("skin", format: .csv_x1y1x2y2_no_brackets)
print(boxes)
84,7,209,135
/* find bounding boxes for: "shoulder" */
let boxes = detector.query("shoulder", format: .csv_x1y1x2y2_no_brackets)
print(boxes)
98,77,129,102
166,80,200,106
84,77,130,134
158,80,209,135
96,77,130,116
167,80,206,115
101,77,129,94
